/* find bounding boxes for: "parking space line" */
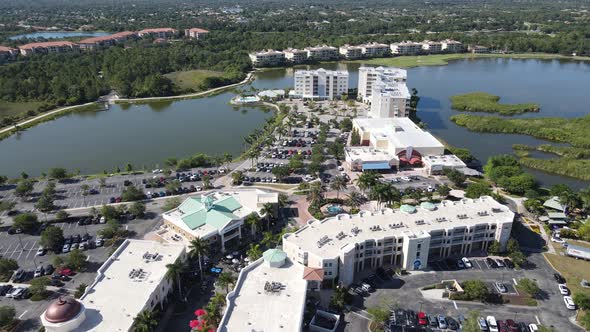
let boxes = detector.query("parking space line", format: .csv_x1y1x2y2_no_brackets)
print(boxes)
18,310,28,319
2,242,15,256
513,278,518,285
25,240,37,259
453,301,458,309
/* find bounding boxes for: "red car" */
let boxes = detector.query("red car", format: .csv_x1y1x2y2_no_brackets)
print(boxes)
497,320,510,332
417,312,428,326
115,197,122,203
58,268,73,276
505,319,519,332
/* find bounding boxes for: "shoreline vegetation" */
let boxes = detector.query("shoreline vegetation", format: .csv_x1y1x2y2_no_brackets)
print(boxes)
450,92,540,115
451,114,590,180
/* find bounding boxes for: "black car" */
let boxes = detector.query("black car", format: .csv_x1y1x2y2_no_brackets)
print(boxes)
503,258,515,269
45,264,54,275
554,273,566,283
486,257,498,268
109,197,116,203
447,317,459,330
82,233,90,241
73,234,81,243
517,322,529,332
0,285,13,296
123,180,132,186
49,279,64,287
12,269,26,282
64,236,72,245
89,189,99,195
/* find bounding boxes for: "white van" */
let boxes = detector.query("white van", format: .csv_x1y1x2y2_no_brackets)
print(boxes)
486,316,498,332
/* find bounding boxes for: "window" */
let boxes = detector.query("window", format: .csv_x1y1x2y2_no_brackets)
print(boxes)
417,244,421,250
416,252,421,258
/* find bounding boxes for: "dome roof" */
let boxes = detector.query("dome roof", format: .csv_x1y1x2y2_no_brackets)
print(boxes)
263,248,287,267
420,202,436,211
44,296,82,323
400,204,416,214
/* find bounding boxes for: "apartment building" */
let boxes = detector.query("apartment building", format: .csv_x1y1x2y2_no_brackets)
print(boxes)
421,40,443,54
249,49,285,67
293,68,349,100
441,39,464,53
78,31,137,51
369,80,411,118
137,28,178,39
18,41,79,56
339,45,363,59
360,42,391,58
390,41,423,55
304,45,339,61
284,48,308,64
469,45,490,54
357,66,407,103
282,196,514,286
0,46,18,63
185,28,209,39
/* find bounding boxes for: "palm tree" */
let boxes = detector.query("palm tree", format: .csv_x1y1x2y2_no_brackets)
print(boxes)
80,184,89,206
260,203,275,230
578,187,590,212
247,244,262,260
165,259,184,300
217,272,236,293
330,176,347,199
261,231,276,248
202,175,212,189
231,170,243,185
223,152,233,171
278,193,289,209
559,191,579,212
245,213,262,237
133,310,158,332
354,171,382,194
306,183,324,208
188,238,208,279
346,190,365,211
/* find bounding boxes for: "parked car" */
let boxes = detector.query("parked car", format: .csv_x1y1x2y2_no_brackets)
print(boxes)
487,316,499,332
554,273,566,284
447,317,459,330
45,264,54,275
96,237,104,247
497,320,508,332
49,279,64,287
457,260,465,269
495,259,505,268
559,284,570,295
33,266,45,278
0,285,13,296
428,315,438,327
36,246,46,256
477,317,489,331
505,319,519,332
528,324,539,332
417,312,428,326
564,296,576,310
495,282,508,293
486,257,498,268
503,258,515,269
437,315,447,329
109,197,116,203
462,257,473,268
12,269,26,282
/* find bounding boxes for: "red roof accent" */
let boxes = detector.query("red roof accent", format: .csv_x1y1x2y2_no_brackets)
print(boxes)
303,267,324,281
19,41,77,50
187,28,209,33
79,31,136,44
138,28,177,34
0,46,17,52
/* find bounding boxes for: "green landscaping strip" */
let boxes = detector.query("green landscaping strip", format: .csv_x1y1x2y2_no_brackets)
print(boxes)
450,92,539,115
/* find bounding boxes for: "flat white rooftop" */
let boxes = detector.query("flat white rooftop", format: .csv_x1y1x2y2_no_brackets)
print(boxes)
218,258,307,332
359,66,407,80
284,196,514,258
78,240,185,332
423,155,466,168
345,147,397,162
354,117,444,150
295,68,348,76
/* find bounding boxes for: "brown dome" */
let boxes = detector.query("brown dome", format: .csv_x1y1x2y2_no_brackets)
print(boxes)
44,296,82,323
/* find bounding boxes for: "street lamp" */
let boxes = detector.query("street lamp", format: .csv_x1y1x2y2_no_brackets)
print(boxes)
513,311,518,322
419,301,424,313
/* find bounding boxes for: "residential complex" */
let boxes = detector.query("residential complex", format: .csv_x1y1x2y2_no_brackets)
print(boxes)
469,45,490,54
162,190,278,252
292,68,349,100
137,28,178,39
282,196,514,286
357,66,407,102
248,49,285,67
78,31,137,51
249,39,463,67
18,41,79,56
40,239,186,332
0,46,18,63
185,28,210,39
369,80,411,118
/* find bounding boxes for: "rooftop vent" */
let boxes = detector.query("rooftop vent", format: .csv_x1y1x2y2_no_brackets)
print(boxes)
457,214,468,219
415,219,425,225
477,211,489,216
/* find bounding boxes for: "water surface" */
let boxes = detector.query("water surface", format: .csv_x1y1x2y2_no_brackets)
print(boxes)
9,31,110,40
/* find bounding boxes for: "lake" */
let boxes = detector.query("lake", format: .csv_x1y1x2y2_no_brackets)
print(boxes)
9,31,110,40
0,57,589,188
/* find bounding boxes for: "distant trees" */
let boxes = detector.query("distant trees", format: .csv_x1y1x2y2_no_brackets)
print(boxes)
484,155,537,195
48,168,69,181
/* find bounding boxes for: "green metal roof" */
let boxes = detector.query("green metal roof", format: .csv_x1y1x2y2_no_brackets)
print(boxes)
263,249,287,263
543,197,565,211
420,202,436,211
400,204,417,214
176,195,242,231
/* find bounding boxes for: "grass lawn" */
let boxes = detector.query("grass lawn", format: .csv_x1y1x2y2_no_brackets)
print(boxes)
0,100,44,120
346,53,590,68
164,69,224,91
450,92,539,115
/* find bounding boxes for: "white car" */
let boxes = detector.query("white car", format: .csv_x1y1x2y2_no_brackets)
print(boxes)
486,316,499,332
495,282,507,293
338,166,344,171
99,216,106,224
6,287,25,299
559,284,570,295
564,296,576,310
152,169,163,174
528,324,539,332
401,176,411,182
36,246,46,256
461,257,472,268
551,237,565,244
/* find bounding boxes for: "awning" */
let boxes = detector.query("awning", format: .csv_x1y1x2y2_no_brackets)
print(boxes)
362,162,391,170
548,212,567,219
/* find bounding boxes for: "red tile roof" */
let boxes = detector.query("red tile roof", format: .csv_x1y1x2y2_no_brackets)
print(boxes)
79,31,136,44
138,28,177,34
19,41,77,50
0,46,17,52
302,267,324,281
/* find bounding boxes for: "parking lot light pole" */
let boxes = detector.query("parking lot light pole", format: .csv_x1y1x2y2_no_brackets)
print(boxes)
17,233,24,252
513,311,518,322
419,302,423,313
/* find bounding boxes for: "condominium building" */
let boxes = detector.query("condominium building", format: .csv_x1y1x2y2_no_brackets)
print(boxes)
0,46,18,63
469,45,490,54
292,68,349,100
421,40,443,54
339,45,363,59
304,45,339,61
41,239,186,332
18,41,79,56
249,49,285,67
369,80,411,118
162,190,278,252
441,39,463,53
360,42,391,58
390,41,423,55
78,31,137,51
284,48,308,64
357,66,407,103
185,28,209,39
282,196,514,286
137,28,178,39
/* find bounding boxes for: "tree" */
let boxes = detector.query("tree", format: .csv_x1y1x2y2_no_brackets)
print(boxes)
247,244,262,260
165,158,178,168
14,179,34,199
99,177,107,188
202,175,212,189
350,128,361,146
306,182,324,208
162,197,182,212
354,171,382,193
465,182,492,199
40,226,64,252
55,210,69,221
327,141,344,160
461,310,481,332
346,190,365,211
573,293,590,310
67,249,88,271
0,175,7,187
48,168,69,181
101,205,120,221
166,259,185,300
74,283,87,299
367,307,389,328
35,193,55,212
288,154,304,171
133,310,159,332
0,201,16,213
462,280,489,301
330,176,347,199
487,241,501,255
29,277,51,300
517,278,540,298
188,238,208,279
231,170,243,185
260,203,275,230
329,286,349,312
0,258,18,277
524,198,543,214
437,184,451,198
13,213,39,234
121,185,145,202
0,305,15,327
443,168,466,187
125,163,133,173
271,166,290,182
245,213,262,237
217,272,236,293
129,202,146,218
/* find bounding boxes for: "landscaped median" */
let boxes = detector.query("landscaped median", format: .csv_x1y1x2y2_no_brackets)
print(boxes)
450,92,539,115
